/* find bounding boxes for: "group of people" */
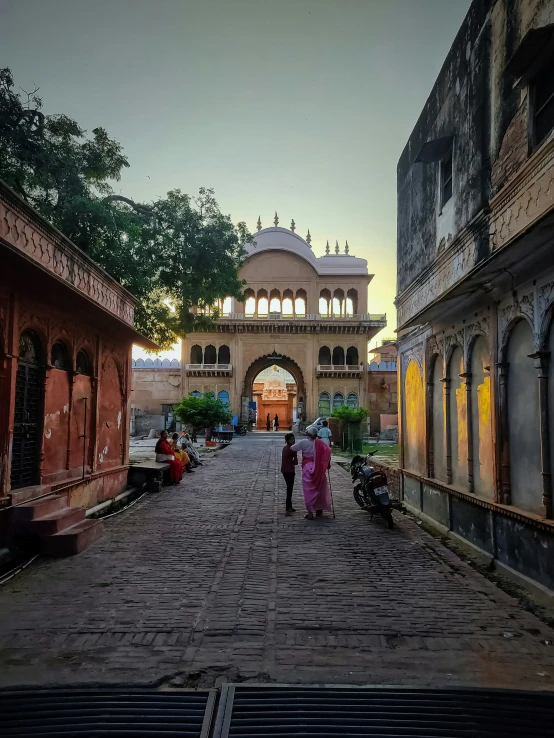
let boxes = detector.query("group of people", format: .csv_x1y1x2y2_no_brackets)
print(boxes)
281,420,333,520
266,413,279,431
154,430,203,485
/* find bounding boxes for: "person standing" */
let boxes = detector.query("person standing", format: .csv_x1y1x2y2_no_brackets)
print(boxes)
292,426,333,519
266,413,271,432
274,414,279,431
317,419,333,447
281,433,298,516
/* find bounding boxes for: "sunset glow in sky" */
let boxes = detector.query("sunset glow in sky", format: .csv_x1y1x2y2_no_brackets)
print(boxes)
4,0,471,358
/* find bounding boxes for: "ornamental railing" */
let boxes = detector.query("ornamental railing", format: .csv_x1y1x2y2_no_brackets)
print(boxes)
317,364,363,372
221,313,386,321
184,363,232,371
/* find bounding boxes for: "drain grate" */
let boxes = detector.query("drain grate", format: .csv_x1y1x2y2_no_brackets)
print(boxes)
1,687,217,737
214,685,554,737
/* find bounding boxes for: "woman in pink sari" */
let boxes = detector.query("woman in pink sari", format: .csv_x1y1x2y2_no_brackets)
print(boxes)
292,426,333,519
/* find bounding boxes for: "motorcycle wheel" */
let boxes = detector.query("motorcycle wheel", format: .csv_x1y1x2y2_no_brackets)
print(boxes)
353,484,367,510
239,427,247,436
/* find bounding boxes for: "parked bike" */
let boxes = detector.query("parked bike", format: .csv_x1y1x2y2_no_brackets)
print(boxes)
350,451,403,529
235,425,247,436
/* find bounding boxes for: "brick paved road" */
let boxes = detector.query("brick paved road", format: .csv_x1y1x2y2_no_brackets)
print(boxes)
1,435,553,689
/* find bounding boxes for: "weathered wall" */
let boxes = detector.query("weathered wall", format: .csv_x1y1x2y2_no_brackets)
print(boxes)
396,0,494,294
470,336,493,498
0,255,132,506
367,369,397,432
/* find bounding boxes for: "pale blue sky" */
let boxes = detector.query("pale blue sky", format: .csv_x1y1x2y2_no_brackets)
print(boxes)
3,0,471,355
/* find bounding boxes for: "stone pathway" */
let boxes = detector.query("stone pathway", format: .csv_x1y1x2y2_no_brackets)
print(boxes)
0,434,553,689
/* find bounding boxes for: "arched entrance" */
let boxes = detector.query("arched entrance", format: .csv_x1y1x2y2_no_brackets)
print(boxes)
243,353,306,430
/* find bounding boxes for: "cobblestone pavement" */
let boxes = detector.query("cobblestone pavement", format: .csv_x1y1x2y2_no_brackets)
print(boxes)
1,434,554,690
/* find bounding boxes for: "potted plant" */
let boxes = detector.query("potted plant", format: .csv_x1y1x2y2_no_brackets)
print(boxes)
174,392,232,447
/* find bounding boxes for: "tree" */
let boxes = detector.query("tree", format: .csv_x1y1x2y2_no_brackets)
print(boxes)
173,393,232,435
332,406,368,453
0,68,251,347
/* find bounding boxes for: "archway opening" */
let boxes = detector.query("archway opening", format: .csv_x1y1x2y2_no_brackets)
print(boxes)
252,365,297,430
244,354,305,430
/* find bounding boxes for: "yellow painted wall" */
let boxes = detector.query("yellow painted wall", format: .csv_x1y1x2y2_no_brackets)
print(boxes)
403,359,425,473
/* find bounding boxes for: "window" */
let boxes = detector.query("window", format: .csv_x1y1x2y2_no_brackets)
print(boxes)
190,345,203,364
332,346,345,365
218,390,230,407
346,346,359,365
218,345,230,364
440,151,453,208
204,345,216,364
51,342,71,371
533,58,554,147
190,391,202,398
347,392,359,408
76,350,92,375
245,289,256,316
333,392,344,410
318,392,331,416
318,346,331,365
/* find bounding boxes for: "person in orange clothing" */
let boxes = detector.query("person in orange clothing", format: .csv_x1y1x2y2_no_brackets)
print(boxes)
155,430,183,484
170,433,194,474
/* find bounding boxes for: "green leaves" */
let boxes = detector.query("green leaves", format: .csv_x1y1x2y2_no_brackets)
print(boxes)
0,68,251,349
331,406,369,425
173,393,232,432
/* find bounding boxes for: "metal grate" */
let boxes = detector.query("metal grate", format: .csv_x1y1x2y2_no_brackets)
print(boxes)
11,361,42,490
1,687,217,737
214,685,554,737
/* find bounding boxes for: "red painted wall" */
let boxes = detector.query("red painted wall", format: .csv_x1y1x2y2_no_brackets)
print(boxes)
42,368,71,480
97,357,123,468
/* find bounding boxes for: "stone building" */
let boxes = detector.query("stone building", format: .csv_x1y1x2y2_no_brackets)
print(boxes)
368,340,398,434
396,0,554,592
132,222,386,428
0,180,154,552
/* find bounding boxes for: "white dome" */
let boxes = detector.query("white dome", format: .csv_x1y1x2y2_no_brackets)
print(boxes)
245,227,369,276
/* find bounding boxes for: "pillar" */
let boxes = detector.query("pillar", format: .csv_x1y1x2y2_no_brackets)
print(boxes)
426,379,434,478
531,351,552,518
461,372,473,493
497,361,511,505
442,377,452,484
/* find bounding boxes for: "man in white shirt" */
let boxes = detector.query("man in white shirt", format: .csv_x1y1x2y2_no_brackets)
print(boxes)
317,420,333,447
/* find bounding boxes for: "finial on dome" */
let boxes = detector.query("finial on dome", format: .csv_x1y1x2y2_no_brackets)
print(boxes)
256,216,262,232
290,218,296,232
335,240,339,254
306,229,312,246
274,211,279,227
325,240,330,255
345,240,349,254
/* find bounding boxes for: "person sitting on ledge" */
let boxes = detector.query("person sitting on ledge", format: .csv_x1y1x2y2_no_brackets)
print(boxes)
155,430,183,485
171,432,194,473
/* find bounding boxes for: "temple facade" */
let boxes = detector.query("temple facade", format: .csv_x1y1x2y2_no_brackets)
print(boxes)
133,222,386,427
396,0,554,593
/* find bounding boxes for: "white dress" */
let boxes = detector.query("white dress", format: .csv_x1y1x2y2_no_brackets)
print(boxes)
291,438,315,458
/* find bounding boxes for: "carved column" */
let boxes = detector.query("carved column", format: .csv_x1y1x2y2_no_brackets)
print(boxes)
66,372,75,470
530,351,552,518
442,377,452,484
426,380,434,478
461,372,473,493
497,361,511,505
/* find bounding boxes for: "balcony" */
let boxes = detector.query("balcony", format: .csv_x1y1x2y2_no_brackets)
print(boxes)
316,364,363,377
222,312,386,322
184,363,233,377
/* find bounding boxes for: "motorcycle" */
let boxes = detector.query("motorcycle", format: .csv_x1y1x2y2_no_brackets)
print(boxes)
235,424,247,436
350,450,403,529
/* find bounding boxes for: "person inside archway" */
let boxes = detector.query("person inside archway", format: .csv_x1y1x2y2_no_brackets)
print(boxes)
292,426,333,519
266,413,271,432
274,414,279,431
155,430,183,485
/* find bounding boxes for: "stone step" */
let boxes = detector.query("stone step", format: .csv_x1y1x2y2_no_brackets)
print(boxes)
12,494,68,523
23,507,86,536
43,519,104,557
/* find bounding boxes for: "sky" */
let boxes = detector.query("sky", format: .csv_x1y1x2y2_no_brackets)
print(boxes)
2,0,471,358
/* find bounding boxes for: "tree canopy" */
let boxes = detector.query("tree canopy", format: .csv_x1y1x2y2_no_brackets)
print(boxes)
0,68,250,348
174,393,232,432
